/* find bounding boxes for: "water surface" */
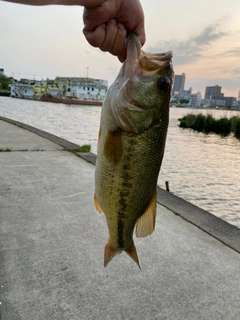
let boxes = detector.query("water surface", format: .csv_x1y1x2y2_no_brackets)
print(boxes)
0,97,239,228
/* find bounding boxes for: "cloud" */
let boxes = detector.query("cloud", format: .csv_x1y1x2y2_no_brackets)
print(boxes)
146,23,229,65
223,47,240,57
193,25,228,46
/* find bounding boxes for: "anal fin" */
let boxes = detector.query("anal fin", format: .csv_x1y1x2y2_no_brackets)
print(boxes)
135,190,157,238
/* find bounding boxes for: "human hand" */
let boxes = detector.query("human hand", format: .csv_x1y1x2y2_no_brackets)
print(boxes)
82,0,145,62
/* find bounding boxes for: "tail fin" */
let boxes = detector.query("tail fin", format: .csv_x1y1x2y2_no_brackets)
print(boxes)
125,242,141,269
104,239,141,269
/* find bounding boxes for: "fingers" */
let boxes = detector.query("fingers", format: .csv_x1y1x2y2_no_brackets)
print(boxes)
83,24,106,48
83,19,127,61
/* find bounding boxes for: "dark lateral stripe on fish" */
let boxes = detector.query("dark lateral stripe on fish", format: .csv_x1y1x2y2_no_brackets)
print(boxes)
117,161,132,248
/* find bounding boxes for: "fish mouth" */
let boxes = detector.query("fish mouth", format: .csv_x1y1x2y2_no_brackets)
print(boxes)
125,33,173,75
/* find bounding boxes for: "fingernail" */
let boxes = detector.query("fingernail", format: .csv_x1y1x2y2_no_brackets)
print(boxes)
110,19,117,25
138,36,145,46
118,23,125,29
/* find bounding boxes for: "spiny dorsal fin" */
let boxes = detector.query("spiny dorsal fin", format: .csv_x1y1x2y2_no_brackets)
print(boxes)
94,193,103,214
135,191,157,238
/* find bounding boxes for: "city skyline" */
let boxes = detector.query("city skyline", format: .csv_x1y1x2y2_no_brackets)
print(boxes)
1,0,240,98
172,74,238,101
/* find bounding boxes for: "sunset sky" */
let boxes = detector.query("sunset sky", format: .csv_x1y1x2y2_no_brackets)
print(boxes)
1,0,240,98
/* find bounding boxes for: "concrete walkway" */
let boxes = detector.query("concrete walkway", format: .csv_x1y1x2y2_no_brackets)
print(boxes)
0,118,240,320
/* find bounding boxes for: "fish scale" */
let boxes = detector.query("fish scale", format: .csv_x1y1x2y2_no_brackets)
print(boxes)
94,33,174,267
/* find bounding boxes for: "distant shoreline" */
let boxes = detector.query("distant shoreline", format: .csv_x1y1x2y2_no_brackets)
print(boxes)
7,95,103,106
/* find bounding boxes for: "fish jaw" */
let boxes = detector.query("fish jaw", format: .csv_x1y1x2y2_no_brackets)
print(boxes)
108,33,174,134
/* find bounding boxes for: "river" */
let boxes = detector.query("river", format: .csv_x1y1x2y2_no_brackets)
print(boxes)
0,96,239,228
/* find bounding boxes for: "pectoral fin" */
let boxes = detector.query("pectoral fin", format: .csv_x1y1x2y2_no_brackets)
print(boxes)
94,193,103,214
104,129,122,164
135,191,157,238
97,127,101,153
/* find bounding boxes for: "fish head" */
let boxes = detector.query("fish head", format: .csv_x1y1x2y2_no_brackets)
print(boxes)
109,33,174,133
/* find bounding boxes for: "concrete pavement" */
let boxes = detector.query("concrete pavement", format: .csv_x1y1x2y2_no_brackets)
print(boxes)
0,118,240,320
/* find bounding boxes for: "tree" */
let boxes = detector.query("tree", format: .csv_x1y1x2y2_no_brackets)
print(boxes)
0,75,11,90
179,99,189,105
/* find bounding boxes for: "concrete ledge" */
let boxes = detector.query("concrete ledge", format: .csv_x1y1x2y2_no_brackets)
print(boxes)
0,116,96,164
1,116,239,254
157,187,240,254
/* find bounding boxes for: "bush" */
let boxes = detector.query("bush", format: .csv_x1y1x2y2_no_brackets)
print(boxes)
204,114,215,133
214,117,231,136
233,117,240,139
179,113,240,139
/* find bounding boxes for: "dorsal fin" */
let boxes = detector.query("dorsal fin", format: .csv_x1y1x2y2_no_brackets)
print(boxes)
135,191,157,238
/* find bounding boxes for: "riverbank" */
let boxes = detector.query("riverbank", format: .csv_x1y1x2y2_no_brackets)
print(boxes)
0,90,10,97
9,95,103,106
1,117,240,320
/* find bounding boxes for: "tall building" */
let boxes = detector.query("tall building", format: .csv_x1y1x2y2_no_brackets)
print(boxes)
204,85,223,99
223,97,236,108
171,73,185,97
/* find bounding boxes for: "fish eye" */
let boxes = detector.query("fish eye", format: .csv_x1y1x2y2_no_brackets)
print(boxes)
157,77,170,91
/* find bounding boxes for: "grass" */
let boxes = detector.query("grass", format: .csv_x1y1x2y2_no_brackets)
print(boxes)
179,113,240,139
70,144,91,153
0,147,12,152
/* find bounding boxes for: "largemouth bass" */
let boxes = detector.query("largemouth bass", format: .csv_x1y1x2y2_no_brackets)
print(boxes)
94,33,174,268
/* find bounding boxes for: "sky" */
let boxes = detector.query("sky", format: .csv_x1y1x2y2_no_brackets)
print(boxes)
1,0,240,98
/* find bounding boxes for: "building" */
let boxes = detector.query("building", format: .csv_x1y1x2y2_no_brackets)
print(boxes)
180,87,192,98
10,76,108,103
202,99,226,109
223,97,237,109
55,77,108,101
233,100,240,110
204,85,223,99
0,69,4,75
172,73,185,97
187,92,202,108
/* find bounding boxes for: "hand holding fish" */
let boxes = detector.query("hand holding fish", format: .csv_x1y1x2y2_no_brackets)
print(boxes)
4,0,145,62
82,0,145,62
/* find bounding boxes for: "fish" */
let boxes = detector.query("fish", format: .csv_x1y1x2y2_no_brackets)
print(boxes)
94,33,174,268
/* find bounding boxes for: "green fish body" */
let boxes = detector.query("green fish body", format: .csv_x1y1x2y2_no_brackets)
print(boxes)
94,33,174,267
